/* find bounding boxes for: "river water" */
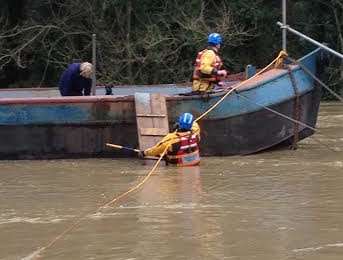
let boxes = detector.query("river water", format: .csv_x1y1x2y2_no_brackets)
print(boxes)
0,103,342,260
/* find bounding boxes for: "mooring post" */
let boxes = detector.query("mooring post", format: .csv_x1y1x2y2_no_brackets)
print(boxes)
91,34,96,96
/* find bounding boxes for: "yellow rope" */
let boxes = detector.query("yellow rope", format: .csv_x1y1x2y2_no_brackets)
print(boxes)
195,51,287,122
25,147,168,260
102,147,168,208
24,51,287,259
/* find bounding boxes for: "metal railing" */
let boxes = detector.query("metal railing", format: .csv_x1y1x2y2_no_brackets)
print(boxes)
277,22,343,60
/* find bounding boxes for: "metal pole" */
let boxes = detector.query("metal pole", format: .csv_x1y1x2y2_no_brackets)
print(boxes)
277,22,343,60
91,34,96,96
282,0,287,51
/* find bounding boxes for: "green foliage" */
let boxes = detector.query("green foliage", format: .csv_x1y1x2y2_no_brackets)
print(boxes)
0,0,342,99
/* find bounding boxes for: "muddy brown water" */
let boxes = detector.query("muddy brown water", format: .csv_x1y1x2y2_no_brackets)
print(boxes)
0,103,342,260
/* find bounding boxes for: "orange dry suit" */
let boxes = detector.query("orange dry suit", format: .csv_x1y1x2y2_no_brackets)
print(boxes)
192,47,224,92
144,122,201,166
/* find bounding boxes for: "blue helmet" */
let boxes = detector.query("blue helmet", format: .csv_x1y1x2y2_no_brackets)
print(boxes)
178,113,194,130
208,33,222,46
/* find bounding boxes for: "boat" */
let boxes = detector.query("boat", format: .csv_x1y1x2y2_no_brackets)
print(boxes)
0,48,323,159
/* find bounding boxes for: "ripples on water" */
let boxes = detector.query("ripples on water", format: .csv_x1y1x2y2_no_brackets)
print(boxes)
0,103,342,260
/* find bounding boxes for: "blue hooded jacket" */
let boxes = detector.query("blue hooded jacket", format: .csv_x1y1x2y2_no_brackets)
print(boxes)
58,63,92,96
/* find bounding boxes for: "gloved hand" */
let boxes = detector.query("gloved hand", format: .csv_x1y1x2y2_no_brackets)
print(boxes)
217,70,227,77
138,150,145,159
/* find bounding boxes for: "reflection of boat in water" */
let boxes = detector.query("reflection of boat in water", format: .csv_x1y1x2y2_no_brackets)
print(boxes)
0,49,322,159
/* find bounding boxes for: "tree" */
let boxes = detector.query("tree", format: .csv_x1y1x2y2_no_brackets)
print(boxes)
0,0,341,98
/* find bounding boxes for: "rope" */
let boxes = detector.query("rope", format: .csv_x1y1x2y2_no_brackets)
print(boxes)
235,92,339,153
23,52,288,259
287,57,343,103
235,92,317,132
23,147,168,260
194,50,341,154
102,147,168,208
195,51,288,122
22,50,303,259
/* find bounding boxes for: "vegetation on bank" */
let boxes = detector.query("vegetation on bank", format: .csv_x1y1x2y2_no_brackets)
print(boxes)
0,0,342,99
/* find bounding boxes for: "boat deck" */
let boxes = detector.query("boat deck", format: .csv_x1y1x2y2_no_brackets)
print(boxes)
0,64,296,103
0,84,191,99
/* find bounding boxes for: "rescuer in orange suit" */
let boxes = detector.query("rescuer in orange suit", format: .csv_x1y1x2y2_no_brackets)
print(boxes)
140,113,200,167
192,33,228,93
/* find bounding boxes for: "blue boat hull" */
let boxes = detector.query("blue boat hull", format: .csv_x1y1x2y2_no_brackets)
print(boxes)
0,49,322,159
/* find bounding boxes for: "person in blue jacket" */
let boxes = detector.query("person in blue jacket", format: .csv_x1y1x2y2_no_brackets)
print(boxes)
58,62,93,96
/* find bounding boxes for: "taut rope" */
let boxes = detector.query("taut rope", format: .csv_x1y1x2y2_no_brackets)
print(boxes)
26,49,339,259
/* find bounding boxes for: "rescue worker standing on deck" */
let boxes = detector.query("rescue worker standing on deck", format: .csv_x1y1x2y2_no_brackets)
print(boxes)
58,62,93,96
141,113,201,166
192,33,228,94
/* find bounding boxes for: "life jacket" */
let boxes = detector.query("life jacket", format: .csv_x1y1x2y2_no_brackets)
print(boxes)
192,47,223,82
166,131,200,167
